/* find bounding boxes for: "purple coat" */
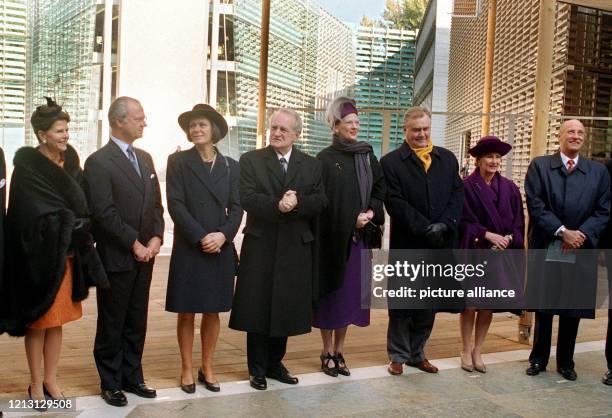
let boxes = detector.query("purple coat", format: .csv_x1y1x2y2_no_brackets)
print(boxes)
460,170,525,312
460,170,524,249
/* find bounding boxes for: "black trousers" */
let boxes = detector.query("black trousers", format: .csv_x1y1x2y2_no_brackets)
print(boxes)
529,312,580,369
94,263,153,390
607,308,612,370
246,332,288,377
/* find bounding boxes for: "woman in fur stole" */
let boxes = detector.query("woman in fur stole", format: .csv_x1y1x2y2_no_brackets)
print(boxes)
0,98,108,405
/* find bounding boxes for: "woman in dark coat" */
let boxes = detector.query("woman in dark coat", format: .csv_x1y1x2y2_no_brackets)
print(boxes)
313,97,386,377
0,98,107,404
165,104,241,393
459,136,524,373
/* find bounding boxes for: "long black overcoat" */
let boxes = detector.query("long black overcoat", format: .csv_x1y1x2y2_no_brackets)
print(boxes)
525,153,610,318
317,145,386,297
165,147,242,313
229,146,327,337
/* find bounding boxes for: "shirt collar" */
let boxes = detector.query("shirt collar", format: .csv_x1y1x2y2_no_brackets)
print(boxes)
111,135,132,153
560,152,579,169
275,147,292,163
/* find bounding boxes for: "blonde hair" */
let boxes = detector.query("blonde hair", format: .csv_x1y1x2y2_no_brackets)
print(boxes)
403,106,431,125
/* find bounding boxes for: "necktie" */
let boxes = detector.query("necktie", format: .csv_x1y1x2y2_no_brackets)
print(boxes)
127,145,141,177
567,159,574,173
279,157,288,174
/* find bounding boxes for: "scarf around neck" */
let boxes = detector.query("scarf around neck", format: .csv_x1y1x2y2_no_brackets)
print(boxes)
410,139,434,172
331,135,373,211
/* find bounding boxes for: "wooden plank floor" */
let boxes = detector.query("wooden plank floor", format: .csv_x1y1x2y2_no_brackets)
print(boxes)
0,256,608,399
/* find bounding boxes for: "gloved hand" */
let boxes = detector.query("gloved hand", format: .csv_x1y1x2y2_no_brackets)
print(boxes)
425,222,448,248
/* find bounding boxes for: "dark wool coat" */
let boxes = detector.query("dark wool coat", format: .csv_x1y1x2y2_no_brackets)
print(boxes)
0,147,5,292
165,147,242,313
229,146,327,337
316,145,386,297
597,159,612,250
0,146,108,336
381,142,464,250
381,142,464,315
525,153,610,318
84,140,164,273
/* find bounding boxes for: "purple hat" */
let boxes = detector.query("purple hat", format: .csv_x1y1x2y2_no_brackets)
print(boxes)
178,104,228,143
340,101,358,119
468,135,512,157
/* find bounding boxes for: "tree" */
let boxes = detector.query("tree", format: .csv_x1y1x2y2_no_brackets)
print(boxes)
360,15,382,27
382,0,427,30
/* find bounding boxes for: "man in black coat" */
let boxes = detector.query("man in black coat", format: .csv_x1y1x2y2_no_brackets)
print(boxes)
380,106,464,376
525,119,609,381
600,158,612,386
0,146,5,293
84,97,164,406
229,108,327,390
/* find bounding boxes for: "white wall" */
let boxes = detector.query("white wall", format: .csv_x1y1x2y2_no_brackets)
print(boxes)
117,0,208,174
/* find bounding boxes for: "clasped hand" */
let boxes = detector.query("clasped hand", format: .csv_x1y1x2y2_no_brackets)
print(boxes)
561,229,586,252
132,236,162,262
200,232,227,254
355,209,374,229
278,190,298,213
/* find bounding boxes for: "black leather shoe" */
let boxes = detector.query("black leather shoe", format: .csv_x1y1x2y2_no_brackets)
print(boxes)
557,367,577,381
602,370,612,386
526,363,546,376
198,368,220,392
101,389,128,407
123,383,157,398
249,375,267,390
266,364,299,385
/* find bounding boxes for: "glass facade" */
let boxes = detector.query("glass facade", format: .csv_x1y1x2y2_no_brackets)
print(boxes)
26,0,102,157
354,26,416,156
0,0,26,165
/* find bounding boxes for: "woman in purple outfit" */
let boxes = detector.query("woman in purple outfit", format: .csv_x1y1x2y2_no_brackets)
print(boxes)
459,136,525,373
313,97,386,377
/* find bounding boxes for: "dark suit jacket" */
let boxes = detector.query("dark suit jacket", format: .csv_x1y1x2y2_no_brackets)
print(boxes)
229,146,327,337
381,142,464,250
84,140,164,273
165,147,242,313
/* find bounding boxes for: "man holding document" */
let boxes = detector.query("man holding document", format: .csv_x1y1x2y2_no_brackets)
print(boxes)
524,119,610,381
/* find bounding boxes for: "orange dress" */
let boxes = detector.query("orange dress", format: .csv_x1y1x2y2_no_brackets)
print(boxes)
28,255,83,329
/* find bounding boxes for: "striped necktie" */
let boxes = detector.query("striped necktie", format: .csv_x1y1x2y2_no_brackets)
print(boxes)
127,145,141,177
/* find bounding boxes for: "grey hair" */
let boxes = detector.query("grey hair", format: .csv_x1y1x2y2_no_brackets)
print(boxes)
403,106,431,125
325,96,356,129
108,96,140,127
269,108,302,135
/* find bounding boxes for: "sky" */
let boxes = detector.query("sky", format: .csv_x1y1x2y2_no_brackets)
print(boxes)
318,0,388,25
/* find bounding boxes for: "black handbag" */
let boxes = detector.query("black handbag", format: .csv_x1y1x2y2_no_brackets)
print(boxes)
362,221,383,249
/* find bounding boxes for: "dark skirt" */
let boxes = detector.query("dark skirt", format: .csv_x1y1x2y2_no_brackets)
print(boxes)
313,239,370,329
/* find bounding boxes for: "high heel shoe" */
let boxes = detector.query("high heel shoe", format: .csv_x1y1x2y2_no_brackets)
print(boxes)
28,385,47,412
179,374,196,394
460,351,473,372
320,353,338,377
198,368,220,392
472,350,486,373
334,353,351,376
43,382,66,400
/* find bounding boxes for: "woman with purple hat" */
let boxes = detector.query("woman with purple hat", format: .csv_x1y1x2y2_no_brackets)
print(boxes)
459,135,525,373
165,104,242,393
313,97,386,377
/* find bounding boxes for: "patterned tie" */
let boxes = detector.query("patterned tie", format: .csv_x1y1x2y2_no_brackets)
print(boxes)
127,145,141,177
567,159,575,173
279,157,288,174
